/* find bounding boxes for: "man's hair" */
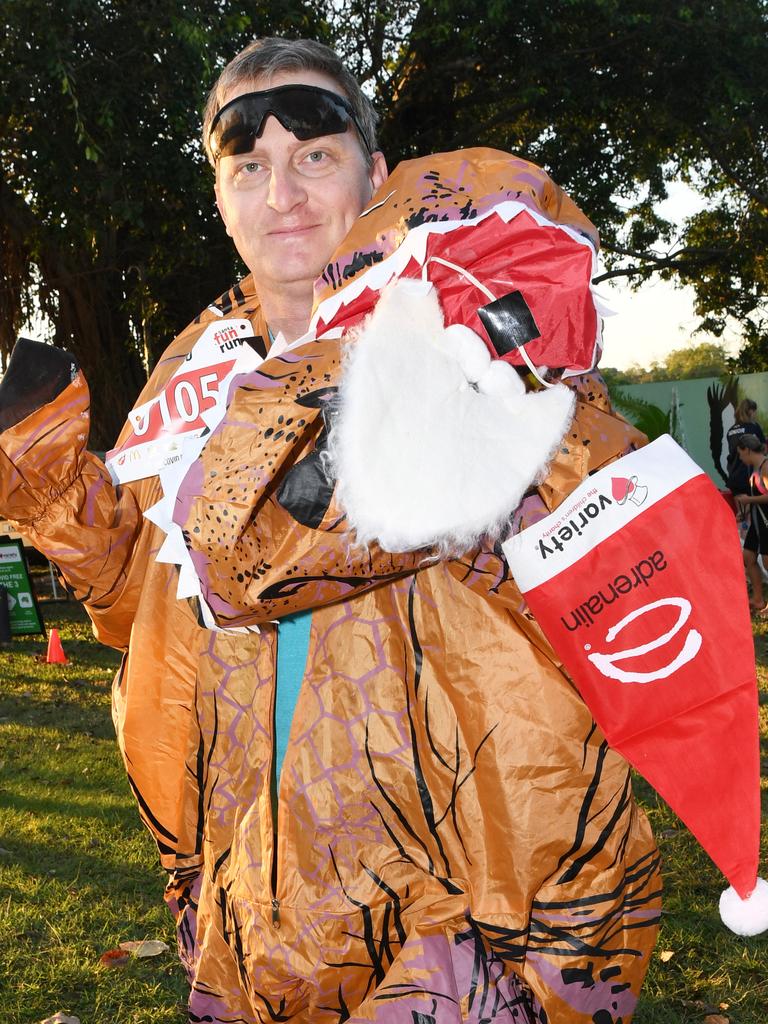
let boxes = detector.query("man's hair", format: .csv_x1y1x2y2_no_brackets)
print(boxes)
202,37,379,166
736,398,758,424
736,433,763,453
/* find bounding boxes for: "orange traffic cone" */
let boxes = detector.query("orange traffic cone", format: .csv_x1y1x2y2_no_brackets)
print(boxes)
46,628,69,664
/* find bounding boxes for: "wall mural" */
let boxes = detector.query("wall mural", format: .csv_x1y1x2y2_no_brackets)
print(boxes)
611,372,768,488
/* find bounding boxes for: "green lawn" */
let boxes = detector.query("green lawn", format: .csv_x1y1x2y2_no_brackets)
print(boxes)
0,601,766,1023
0,603,187,1023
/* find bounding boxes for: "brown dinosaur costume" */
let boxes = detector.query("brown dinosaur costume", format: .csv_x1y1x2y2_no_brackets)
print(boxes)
0,151,660,1023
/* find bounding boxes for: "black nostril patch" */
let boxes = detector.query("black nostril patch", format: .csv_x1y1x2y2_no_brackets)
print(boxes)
478,290,541,357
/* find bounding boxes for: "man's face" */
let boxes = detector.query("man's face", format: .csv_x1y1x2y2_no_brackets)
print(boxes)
214,69,388,300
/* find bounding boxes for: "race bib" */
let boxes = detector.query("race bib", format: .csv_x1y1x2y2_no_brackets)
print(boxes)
503,434,760,894
106,319,262,483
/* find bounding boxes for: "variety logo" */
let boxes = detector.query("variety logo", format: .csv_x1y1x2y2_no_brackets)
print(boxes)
538,492,613,559
612,474,648,507
537,473,651,562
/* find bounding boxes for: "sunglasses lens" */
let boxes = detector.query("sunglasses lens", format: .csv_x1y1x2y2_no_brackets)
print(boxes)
212,86,360,160
276,90,350,140
214,103,264,158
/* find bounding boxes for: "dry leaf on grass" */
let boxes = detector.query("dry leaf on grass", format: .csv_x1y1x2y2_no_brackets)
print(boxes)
703,1016,730,1024
119,938,169,958
99,947,130,967
658,949,675,962
40,1015,81,1024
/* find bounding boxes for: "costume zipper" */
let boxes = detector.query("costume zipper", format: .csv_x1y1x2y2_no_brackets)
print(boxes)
265,330,281,932
269,628,281,930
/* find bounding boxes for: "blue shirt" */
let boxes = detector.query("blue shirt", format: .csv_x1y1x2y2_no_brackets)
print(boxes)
274,610,312,786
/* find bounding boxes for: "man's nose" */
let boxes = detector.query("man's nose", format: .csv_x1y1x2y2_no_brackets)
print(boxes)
267,164,308,213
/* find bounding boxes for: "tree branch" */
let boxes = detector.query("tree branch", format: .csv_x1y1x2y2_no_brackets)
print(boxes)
593,242,729,283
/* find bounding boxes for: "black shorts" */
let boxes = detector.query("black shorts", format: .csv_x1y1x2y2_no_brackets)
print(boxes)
744,509,768,555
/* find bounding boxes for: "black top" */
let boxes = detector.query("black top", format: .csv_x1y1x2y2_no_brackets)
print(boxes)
726,420,766,493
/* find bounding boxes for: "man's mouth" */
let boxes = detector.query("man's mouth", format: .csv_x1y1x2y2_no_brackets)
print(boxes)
268,224,320,237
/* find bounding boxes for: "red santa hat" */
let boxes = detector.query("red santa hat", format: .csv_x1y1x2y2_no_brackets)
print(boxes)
500,435,768,936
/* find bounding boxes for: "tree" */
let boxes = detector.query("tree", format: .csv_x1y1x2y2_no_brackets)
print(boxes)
603,341,731,385
663,342,730,381
2,0,767,444
732,321,768,374
0,0,318,447
329,0,767,364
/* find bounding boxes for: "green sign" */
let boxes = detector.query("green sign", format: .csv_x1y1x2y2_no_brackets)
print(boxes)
0,540,45,637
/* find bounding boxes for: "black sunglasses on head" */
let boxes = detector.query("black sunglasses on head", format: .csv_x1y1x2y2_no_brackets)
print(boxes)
209,84,371,161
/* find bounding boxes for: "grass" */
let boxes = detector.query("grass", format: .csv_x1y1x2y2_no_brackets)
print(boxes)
0,601,188,1023
1,597,767,1023
634,624,768,1023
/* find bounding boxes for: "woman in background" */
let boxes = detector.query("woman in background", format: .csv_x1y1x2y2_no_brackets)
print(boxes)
727,398,765,495
735,433,768,612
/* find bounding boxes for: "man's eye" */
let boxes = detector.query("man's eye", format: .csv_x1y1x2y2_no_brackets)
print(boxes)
232,161,265,185
233,160,263,177
305,150,326,163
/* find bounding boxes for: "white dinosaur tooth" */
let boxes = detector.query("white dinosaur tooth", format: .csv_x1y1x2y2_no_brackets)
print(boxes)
440,323,491,383
476,358,525,399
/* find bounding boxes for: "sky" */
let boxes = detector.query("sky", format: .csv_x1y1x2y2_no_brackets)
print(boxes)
598,181,739,371
599,277,732,371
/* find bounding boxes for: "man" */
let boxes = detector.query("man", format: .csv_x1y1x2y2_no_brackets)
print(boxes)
0,37,661,1022
206,52,387,344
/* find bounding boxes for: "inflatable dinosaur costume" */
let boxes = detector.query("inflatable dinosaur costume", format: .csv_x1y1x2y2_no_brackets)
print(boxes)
0,150,660,1023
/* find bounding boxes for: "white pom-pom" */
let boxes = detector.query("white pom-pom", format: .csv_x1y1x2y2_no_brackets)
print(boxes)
719,877,768,936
